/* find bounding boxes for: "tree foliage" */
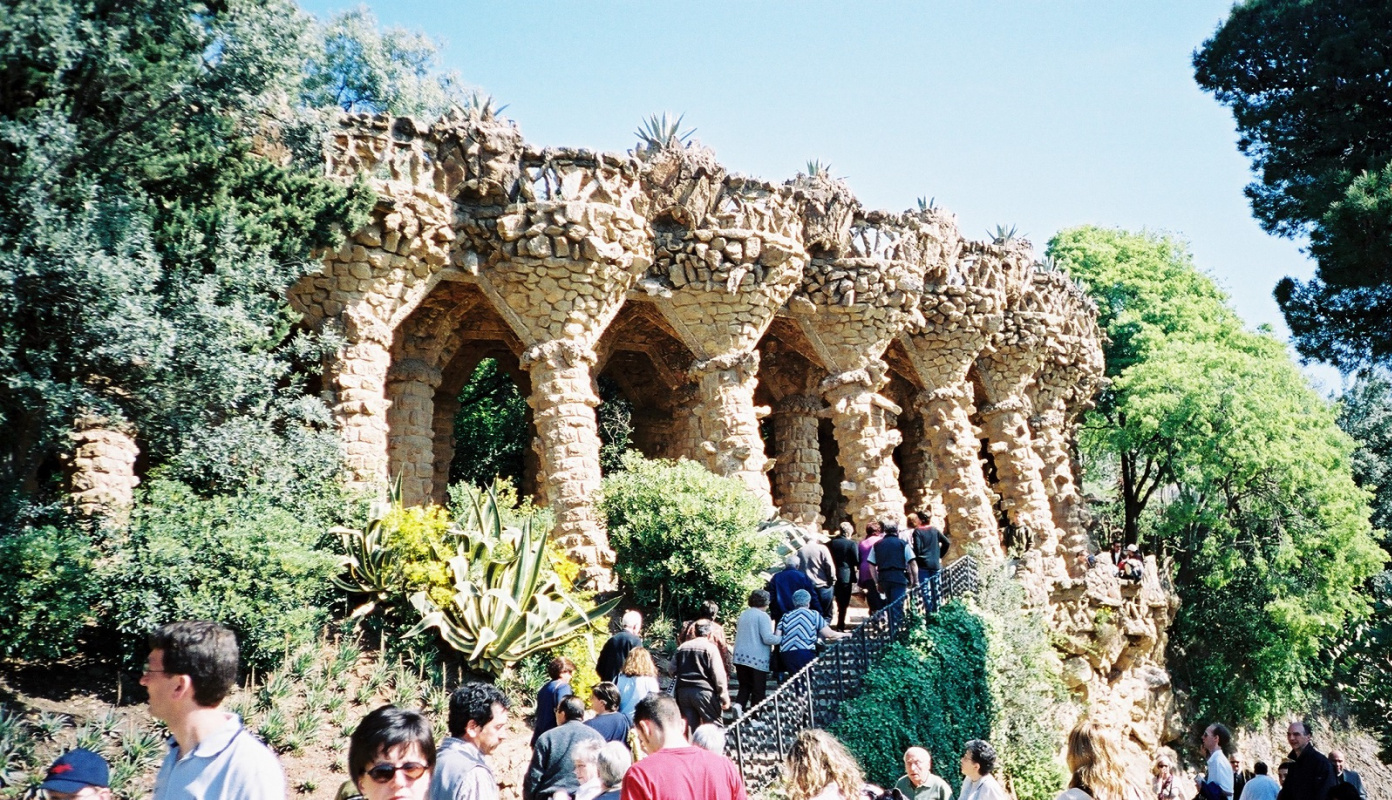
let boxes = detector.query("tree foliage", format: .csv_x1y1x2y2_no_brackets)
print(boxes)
0,0,375,505
1194,0,1392,369
1050,226,1387,724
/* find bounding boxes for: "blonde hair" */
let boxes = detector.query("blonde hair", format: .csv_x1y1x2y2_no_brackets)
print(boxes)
785,729,864,800
621,646,658,678
1067,721,1137,800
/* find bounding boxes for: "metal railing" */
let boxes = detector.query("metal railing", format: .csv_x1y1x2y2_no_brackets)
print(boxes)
724,556,980,793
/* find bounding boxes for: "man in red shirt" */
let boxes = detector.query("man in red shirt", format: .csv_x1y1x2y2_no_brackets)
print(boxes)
621,694,747,800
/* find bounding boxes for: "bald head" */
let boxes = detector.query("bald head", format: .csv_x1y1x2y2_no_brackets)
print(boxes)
621,609,642,634
1329,751,1346,776
904,747,933,786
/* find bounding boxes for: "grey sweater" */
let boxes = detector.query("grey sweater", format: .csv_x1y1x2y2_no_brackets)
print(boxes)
430,738,495,800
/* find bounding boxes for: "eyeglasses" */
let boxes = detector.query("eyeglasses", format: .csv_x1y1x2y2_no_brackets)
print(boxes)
365,763,428,783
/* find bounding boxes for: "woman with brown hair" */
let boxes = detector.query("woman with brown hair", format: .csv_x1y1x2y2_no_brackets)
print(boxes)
1059,721,1143,800
784,729,865,800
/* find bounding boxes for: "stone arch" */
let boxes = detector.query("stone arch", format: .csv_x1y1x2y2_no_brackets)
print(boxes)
387,278,529,505
757,317,830,527
592,298,695,461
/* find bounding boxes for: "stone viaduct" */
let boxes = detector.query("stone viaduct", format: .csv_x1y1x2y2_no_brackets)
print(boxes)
287,110,1109,592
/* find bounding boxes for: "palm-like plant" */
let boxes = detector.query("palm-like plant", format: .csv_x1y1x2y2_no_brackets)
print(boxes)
405,487,621,677
635,112,695,150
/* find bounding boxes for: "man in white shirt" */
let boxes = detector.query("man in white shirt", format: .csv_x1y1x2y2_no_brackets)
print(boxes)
142,621,285,800
1241,762,1281,800
1197,723,1235,800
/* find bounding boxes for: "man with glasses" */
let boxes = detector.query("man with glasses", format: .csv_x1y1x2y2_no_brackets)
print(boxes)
141,620,284,800
36,749,112,800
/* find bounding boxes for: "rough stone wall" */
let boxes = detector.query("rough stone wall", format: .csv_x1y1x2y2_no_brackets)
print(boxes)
63,417,139,519
292,111,1178,750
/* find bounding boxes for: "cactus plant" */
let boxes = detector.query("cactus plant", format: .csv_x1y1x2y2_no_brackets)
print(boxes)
405,487,621,677
635,112,695,150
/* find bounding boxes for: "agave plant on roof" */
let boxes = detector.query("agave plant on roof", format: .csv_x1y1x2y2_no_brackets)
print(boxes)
405,486,621,678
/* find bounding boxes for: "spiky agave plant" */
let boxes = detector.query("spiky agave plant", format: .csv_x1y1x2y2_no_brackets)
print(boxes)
805,159,833,177
989,223,1021,245
917,196,937,212
635,112,695,150
406,487,621,678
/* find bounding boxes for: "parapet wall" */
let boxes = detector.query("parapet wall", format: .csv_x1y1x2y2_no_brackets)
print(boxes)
287,110,1178,755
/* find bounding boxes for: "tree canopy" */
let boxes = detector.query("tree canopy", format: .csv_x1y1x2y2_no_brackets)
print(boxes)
1194,0,1392,370
1050,226,1387,723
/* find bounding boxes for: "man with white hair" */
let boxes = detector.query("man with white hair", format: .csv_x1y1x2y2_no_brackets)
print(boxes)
596,610,643,683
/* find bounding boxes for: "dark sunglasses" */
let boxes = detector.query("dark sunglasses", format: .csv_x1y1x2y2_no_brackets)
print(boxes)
366,762,428,783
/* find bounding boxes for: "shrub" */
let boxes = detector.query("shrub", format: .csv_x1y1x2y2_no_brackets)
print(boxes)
833,603,992,791
973,568,1075,800
104,476,343,670
0,525,98,660
598,453,775,620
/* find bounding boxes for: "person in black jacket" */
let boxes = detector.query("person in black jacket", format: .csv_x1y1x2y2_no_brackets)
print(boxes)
1278,720,1335,800
595,610,643,683
908,511,950,612
827,522,860,630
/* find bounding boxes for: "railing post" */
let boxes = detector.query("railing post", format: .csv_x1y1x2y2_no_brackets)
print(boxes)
806,668,815,728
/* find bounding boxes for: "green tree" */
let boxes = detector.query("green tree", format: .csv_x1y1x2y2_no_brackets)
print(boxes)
1050,226,1387,723
450,359,529,489
0,0,373,506
301,5,470,118
1193,0,1392,370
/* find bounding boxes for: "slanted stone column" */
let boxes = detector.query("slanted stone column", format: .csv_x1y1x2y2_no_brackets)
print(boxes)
687,352,774,507
793,205,930,529
771,394,824,526
645,172,808,512
470,149,653,587
819,363,905,528
898,234,1008,562
64,418,139,520
1028,273,1107,575
290,115,464,493
386,359,443,504
519,340,606,562
977,276,1064,573
898,403,946,525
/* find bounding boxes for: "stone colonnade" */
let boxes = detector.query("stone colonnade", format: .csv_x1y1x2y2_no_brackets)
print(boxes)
289,112,1108,590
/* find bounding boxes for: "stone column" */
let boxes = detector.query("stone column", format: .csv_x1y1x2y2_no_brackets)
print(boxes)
430,390,461,506
772,394,824,526
386,358,444,504
326,332,395,491
649,178,808,514
469,154,654,588
898,241,1009,562
793,210,933,530
64,418,139,520
689,351,774,508
520,340,607,567
913,385,1002,560
819,363,905,529
976,299,1063,572
898,403,948,527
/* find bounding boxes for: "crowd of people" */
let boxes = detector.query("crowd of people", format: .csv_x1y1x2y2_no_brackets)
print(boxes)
27,532,1375,800
1181,721,1368,800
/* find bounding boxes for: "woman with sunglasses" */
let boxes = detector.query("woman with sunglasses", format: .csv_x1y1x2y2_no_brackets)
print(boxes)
348,706,437,800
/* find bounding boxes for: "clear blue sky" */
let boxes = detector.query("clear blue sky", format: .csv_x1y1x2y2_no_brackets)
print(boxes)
298,0,1341,391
